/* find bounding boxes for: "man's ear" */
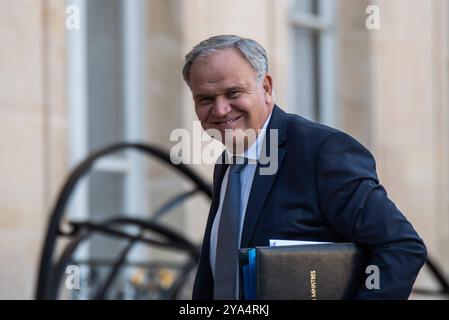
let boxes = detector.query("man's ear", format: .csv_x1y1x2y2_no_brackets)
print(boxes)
262,74,274,104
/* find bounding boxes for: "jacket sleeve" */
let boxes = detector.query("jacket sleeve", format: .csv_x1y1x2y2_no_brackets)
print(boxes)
316,131,427,299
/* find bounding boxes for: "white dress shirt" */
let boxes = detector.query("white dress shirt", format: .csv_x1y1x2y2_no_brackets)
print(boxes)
209,111,273,297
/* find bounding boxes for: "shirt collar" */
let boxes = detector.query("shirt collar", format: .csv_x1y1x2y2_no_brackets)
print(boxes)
225,110,273,162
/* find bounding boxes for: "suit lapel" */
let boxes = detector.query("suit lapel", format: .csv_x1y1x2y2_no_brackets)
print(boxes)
240,105,288,248
210,156,229,222
194,152,229,299
200,152,229,259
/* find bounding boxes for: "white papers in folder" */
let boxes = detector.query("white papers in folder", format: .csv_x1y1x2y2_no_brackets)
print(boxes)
269,239,333,247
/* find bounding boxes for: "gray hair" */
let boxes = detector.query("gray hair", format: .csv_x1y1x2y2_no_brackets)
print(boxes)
182,35,269,86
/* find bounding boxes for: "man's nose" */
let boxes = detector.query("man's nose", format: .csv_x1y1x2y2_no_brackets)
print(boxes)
211,96,231,117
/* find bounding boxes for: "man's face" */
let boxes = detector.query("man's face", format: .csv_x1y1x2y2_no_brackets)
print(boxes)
188,48,274,151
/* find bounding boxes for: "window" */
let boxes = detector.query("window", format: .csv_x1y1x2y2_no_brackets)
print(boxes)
67,0,148,296
288,0,336,125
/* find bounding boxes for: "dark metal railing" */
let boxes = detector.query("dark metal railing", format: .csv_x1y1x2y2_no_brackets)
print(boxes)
35,142,212,300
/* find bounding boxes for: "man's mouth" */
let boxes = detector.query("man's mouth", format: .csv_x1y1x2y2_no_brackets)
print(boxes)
212,114,243,126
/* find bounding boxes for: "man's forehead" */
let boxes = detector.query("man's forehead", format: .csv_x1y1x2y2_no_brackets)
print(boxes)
190,49,255,76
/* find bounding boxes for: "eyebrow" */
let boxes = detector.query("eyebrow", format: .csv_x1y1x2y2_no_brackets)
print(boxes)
225,85,246,92
194,85,247,99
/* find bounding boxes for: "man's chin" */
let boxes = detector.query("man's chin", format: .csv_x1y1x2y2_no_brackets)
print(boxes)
203,126,256,153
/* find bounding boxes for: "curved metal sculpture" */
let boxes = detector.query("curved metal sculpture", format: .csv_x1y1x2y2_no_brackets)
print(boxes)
35,142,212,300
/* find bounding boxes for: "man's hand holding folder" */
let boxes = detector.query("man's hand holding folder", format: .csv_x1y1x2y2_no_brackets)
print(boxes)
239,242,369,300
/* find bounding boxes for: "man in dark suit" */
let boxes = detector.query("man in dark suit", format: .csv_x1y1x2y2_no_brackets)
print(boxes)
182,35,427,300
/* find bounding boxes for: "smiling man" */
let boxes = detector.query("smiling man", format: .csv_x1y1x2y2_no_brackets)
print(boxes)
182,35,427,300
186,46,273,153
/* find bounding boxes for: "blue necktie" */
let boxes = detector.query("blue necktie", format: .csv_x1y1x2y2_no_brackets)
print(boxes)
214,157,247,299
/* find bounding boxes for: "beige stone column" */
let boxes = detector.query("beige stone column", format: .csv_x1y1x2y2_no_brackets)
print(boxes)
336,0,373,146
0,0,67,299
369,0,449,290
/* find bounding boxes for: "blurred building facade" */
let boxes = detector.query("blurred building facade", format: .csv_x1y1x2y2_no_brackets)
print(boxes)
0,0,448,298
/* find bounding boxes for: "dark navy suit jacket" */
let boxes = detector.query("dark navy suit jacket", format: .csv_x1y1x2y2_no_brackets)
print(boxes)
192,105,427,300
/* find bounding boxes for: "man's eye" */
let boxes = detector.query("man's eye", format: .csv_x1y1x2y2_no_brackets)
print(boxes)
227,91,241,98
198,97,213,105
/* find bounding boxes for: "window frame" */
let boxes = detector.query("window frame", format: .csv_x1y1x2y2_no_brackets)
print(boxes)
288,0,337,126
67,0,148,248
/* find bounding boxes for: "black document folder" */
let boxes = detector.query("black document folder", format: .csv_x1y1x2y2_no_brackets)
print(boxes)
239,242,369,300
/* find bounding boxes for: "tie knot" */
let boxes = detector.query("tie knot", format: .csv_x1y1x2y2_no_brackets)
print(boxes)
229,156,247,174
